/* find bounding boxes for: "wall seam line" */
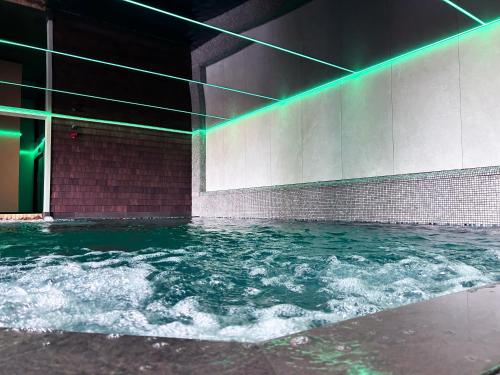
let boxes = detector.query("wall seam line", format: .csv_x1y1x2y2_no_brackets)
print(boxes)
220,127,225,191
390,64,395,175
457,34,464,169
269,108,273,200
389,0,396,177
244,119,247,191
300,101,304,184
340,87,344,180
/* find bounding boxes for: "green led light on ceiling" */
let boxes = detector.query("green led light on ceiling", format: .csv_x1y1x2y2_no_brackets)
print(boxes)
0,104,193,135
0,38,278,102
119,0,354,73
0,80,229,121
0,129,22,137
441,0,485,25
202,16,500,135
2,9,497,140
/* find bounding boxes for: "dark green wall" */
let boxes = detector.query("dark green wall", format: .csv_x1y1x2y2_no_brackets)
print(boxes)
18,118,44,213
18,119,35,212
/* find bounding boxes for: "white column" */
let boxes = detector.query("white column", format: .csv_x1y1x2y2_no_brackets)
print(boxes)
43,18,53,217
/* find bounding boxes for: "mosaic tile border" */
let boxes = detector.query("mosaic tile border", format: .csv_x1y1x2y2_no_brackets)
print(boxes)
202,165,500,195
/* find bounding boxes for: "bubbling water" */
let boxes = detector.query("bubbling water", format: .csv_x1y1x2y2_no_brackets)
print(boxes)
0,218,498,342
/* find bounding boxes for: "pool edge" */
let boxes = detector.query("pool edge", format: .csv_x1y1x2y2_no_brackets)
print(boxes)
0,283,498,374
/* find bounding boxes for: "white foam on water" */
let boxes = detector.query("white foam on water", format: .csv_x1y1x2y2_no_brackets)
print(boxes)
492,249,500,260
261,275,305,293
244,287,261,296
248,267,267,277
0,258,154,334
0,220,498,343
294,263,313,277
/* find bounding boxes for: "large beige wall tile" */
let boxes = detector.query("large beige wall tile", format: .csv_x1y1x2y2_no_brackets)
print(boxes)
342,69,393,179
392,40,462,174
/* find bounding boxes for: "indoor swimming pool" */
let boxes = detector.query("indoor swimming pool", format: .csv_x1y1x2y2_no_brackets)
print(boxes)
0,219,499,342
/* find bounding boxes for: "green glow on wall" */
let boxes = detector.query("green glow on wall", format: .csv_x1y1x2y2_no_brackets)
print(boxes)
0,104,194,135
0,129,22,137
441,0,485,25
32,138,45,157
119,0,353,73
18,117,38,213
203,17,500,135
0,38,278,102
0,80,229,121
20,138,45,158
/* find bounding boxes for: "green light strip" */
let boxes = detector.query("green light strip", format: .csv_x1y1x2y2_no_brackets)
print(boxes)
0,38,278,102
0,105,48,119
0,80,229,121
441,0,485,25
20,138,45,158
53,113,192,134
204,17,500,135
119,0,354,73
32,138,45,156
0,129,22,137
0,105,193,135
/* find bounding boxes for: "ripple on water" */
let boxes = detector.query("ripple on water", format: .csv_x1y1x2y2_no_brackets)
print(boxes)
0,218,498,342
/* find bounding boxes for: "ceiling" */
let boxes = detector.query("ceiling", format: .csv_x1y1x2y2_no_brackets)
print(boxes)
2,0,500,130
0,1,46,104
46,0,313,49
194,0,500,122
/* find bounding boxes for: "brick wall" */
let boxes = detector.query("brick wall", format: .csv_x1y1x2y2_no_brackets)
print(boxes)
48,12,193,218
51,121,191,218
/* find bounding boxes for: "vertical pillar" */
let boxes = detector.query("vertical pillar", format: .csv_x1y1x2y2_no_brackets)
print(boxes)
190,66,207,217
43,17,53,217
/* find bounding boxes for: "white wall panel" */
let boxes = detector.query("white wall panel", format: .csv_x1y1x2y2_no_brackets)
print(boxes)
460,25,500,168
392,40,462,174
302,88,342,182
342,69,394,179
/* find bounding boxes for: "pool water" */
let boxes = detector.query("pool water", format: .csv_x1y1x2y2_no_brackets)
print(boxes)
0,218,499,342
